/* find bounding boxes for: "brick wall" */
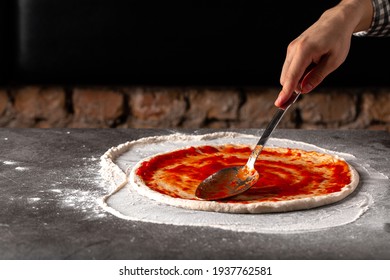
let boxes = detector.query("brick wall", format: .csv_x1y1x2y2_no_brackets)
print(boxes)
1,86,389,131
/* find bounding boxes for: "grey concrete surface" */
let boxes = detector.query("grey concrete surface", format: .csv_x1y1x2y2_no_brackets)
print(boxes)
0,128,389,259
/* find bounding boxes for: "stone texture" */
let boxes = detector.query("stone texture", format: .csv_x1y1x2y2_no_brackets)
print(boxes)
126,88,187,128
236,88,296,128
298,91,357,128
1,86,389,131
0,89,8,116
363,92,390,122
182,88,241,128
0,89,13,127
347,90,390,131
71,88,124,128
12,86,68,127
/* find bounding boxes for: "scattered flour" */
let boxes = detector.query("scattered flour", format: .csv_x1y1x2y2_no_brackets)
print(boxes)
15,166,29,171
50,189,63,193
3,161,17,165
49,156,109,219
15,156,110,219
99,132,388,234
58,189,107,218
27,197,41,203
2,160,30,171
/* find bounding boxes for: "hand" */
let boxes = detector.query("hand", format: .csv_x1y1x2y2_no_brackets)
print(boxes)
275,0,374,108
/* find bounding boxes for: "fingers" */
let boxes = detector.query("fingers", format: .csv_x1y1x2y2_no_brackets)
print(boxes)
275,40,313,107
275,2,355,109
300,64,325,93
276,41,347,108
276,53,343,108
300,54,343,93
274,79,298,108
280,40,296,88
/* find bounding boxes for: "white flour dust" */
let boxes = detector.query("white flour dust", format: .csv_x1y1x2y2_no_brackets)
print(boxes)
15,166,29,171
50,156,109,219
1,156,109,220
3,160,17,165
2,159,30,172
99,132,387,234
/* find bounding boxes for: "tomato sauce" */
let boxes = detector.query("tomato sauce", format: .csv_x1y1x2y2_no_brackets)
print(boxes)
135,145,352,202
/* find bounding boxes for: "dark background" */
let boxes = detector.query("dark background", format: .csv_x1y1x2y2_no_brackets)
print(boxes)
1,0,389,87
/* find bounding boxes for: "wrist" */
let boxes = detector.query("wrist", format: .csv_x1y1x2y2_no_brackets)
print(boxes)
337,0,374,33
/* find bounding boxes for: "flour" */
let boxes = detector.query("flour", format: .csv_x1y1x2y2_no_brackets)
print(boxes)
99,132,387,233
15,166,29,171
51,156,109,219
27,197,41,203
58,188,107,218
50,189,63,193
0,153,109,220
2,159,30,171
21,155,109,220
3,160,17,165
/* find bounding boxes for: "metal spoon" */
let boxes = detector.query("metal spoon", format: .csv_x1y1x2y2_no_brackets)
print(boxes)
195,91,301,200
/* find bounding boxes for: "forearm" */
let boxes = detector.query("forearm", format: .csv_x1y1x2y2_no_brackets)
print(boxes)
324,0,374,35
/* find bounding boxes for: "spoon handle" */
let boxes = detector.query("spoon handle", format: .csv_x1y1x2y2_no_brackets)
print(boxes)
246,91,301,168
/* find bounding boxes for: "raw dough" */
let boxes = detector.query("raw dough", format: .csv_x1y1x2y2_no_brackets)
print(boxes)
99,132,379,233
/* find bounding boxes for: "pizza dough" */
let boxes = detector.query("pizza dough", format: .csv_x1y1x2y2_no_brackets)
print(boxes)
102,132,359,214
100,132,386,233
130,143,359,214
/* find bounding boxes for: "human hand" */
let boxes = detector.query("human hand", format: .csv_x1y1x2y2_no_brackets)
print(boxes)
275,0,374,108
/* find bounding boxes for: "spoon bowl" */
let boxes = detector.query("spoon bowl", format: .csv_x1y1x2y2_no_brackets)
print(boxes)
195,166,259,200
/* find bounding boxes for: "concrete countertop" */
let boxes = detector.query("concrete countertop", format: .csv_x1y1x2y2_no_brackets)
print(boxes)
0,128,389,259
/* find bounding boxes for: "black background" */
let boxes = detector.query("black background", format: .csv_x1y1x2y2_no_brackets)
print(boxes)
2,0,389,87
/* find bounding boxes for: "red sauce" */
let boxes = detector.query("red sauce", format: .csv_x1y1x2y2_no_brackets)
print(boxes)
135,145,352,202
